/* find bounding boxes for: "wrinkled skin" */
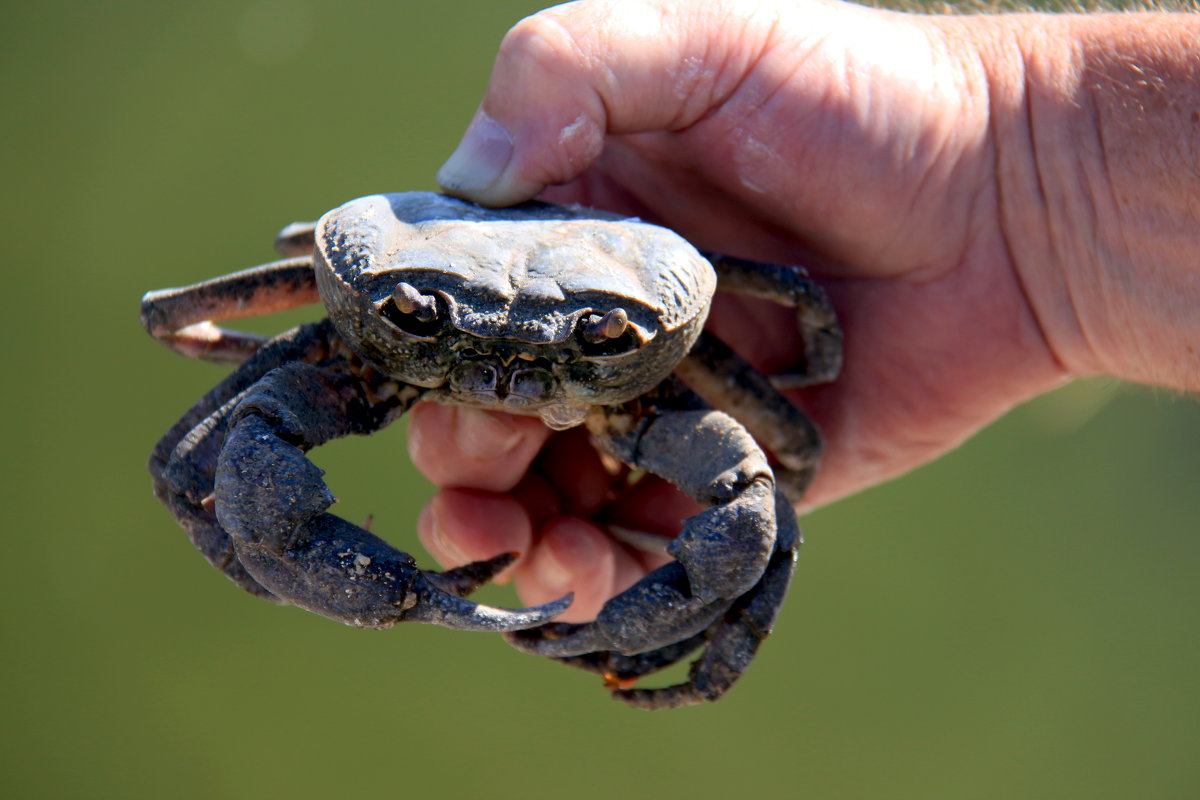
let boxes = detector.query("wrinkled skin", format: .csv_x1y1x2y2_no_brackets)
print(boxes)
142,191,840,708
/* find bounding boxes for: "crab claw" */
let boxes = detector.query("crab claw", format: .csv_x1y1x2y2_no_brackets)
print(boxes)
215,407,570,632
405,573,574,632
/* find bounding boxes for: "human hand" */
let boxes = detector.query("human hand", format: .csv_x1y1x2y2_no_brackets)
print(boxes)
413,0,1200,620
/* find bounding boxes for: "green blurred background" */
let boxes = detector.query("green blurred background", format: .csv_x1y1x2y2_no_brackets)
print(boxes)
3,1,1197,797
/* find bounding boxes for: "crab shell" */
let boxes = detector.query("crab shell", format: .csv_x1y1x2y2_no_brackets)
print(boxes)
313,192,718,428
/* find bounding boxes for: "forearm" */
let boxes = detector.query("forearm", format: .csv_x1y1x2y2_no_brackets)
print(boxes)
960,11,1200,391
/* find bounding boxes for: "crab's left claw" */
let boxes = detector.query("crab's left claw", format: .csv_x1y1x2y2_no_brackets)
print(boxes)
200,360,571,632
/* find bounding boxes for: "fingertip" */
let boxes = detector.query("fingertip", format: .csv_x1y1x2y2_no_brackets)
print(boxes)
417,501,469,568
418,489,533,584
435,7,624,207
408,404,549,492
436,109,547,206
516,517,615,622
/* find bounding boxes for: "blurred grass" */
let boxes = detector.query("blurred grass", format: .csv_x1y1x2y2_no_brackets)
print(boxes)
2,1,1197,798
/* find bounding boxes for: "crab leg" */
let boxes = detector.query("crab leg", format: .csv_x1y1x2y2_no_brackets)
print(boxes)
675,331,823,503
535,627,713,686
140,257,319,365
705,252,843,388
150,321,339,599
273,220,317,257
210,360,571,630
508,387,778,658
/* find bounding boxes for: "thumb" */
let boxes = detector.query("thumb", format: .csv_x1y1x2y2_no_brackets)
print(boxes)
436,0,771,206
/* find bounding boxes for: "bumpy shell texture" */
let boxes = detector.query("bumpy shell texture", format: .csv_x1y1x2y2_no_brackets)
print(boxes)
314,192,716,346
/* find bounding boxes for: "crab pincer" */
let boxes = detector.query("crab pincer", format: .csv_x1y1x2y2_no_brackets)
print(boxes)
210,363,571,631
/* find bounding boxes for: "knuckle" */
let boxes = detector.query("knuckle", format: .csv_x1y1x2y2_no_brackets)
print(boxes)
498,11,588,77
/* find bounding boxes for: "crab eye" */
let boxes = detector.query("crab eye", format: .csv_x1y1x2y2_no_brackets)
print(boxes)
380,282,445,338
576,308,640,357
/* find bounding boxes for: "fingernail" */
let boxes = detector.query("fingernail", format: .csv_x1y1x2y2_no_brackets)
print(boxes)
419,504,469,566
452,408,523,462
437,110,514,195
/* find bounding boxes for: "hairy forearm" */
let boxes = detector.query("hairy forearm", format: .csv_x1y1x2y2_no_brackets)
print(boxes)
959,11,1200,391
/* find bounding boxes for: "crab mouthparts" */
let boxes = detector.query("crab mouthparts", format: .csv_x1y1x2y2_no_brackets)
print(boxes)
448,358,556,410
442,353,591,429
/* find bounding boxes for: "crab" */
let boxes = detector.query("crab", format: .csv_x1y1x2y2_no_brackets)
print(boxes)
142,192,841,709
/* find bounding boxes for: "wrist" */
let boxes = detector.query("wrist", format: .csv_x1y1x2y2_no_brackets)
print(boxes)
956,11,1200,391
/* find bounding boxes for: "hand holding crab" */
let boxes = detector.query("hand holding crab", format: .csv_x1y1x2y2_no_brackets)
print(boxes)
144,0,1200,710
